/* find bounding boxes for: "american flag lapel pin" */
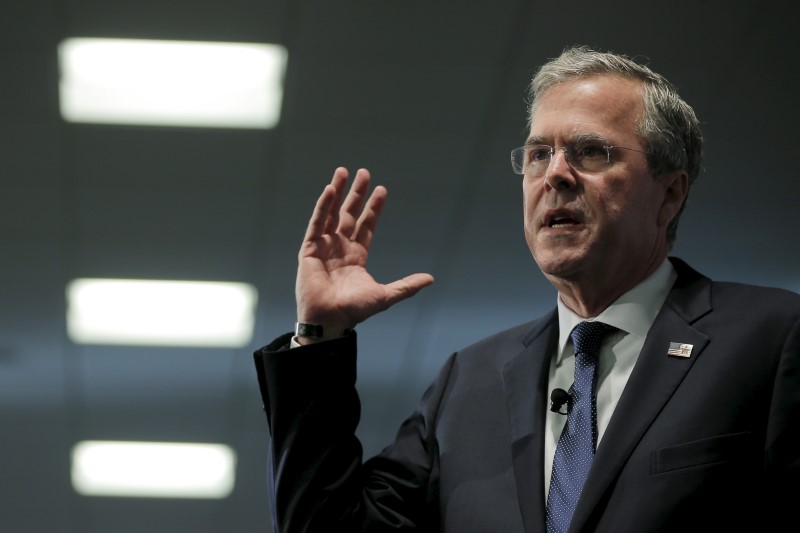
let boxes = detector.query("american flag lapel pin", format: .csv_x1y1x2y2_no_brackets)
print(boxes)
667,342,693,358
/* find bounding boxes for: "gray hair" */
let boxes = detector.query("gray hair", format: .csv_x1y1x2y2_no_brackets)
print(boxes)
528,45,703,246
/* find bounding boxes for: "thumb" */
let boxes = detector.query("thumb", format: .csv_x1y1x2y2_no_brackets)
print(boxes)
384,273,435,307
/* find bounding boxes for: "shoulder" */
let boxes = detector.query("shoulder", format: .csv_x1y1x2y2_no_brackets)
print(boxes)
669,256,800,328
418,312,557,414
465,310,555,348
711,280,800,308
448,310,558,367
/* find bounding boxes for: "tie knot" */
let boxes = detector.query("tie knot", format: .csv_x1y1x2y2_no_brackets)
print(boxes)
570,321,615,357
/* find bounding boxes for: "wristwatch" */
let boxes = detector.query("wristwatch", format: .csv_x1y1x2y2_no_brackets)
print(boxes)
294,322,325,339
294,322,353,340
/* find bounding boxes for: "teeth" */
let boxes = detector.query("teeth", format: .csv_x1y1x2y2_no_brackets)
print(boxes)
549,216,575,228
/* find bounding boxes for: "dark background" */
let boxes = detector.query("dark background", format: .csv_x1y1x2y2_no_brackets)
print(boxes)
1,1,797,531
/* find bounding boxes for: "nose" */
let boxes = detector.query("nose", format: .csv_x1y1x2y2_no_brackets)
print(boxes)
544,148,576,191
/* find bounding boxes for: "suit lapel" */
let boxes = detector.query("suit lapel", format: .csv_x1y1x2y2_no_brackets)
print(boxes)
570,259,713,531
502,310,558,533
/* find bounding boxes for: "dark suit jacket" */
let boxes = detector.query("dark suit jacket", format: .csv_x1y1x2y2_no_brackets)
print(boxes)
254,258,800,532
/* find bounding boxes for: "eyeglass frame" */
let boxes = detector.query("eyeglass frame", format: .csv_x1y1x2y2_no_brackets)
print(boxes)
510,142,647,176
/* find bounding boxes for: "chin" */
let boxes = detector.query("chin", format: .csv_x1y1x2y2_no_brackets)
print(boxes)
535,256,581,280
533,245,590,279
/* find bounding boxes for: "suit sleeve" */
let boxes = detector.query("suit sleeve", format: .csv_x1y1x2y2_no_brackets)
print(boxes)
253,330,451,532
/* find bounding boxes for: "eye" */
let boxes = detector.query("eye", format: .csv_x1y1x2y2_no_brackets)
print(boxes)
527,145,552,163
576,143,608,160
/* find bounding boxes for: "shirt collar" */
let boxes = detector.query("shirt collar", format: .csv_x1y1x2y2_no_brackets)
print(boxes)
555,258,677,363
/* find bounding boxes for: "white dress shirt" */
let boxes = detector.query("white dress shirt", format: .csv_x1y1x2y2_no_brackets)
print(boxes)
544,259,677,497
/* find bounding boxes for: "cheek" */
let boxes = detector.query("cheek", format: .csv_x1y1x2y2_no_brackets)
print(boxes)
594,178,644,219
522,179,540,214
521,182,532,219
605,185,662,232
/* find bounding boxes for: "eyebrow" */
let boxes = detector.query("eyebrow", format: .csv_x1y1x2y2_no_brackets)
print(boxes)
525,132,611,147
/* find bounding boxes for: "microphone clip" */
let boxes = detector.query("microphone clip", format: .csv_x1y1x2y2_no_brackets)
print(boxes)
549,388,570,415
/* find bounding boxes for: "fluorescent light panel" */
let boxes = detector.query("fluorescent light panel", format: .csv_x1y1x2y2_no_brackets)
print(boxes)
58,37,288,129
72,441,236,498
66,278,257,347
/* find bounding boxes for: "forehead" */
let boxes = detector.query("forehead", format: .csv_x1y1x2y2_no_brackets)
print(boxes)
528,74,644,143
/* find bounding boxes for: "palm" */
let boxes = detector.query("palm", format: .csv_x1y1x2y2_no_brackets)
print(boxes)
299,235,387,325
295,168,434,332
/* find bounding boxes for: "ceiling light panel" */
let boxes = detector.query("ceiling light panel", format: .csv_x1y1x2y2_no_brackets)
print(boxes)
58,38,288,129
66,278,258,347
72,440,236,498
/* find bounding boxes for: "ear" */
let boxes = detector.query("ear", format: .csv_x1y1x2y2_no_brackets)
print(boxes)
657,170,689,229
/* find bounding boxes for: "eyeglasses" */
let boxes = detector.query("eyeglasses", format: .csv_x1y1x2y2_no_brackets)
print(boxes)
510,142,647,177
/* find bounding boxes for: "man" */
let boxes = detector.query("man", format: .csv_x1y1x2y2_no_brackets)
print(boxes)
253,46,800,532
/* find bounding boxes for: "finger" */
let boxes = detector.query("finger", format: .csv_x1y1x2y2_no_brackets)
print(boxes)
322,167,350,235
303,183,337,243
383,273,436,307
304,168,349,242
337,168,371,238
351,184,387,249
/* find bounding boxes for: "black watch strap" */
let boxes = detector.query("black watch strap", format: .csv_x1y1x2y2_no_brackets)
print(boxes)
295,322,324,339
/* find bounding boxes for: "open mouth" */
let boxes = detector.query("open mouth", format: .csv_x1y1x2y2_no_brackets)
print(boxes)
548,215,580,228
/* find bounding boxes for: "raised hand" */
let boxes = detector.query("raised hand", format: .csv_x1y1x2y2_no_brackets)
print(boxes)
295,167,435,342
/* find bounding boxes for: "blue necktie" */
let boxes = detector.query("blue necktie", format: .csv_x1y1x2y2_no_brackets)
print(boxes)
546,321,616,533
